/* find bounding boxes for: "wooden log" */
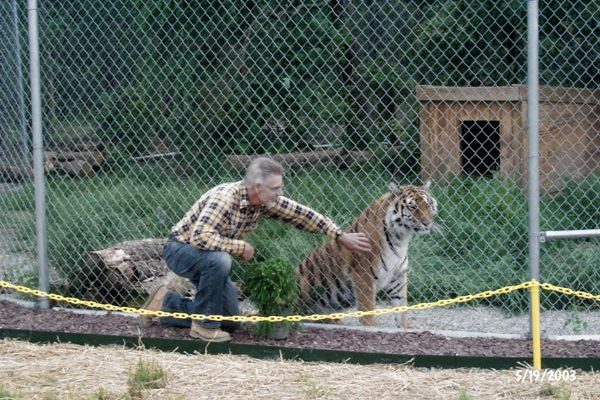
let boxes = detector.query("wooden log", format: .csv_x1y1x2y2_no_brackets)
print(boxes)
0,165,32,182
43,140,107,178
86,239,168,293
60,139,105,152
225,148,400,171
53,159,95,177
85,238,194,303
45,150,105,167
226,150,346,171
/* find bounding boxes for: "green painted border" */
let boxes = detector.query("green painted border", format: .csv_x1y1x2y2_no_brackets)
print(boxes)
1,328,598,370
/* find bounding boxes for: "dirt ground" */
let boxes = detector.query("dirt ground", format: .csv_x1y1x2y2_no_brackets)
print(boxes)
0,339,598,400
1,299,599,359
1,299,599,399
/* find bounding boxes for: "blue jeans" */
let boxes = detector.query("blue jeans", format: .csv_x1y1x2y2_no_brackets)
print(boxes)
160,238,240,331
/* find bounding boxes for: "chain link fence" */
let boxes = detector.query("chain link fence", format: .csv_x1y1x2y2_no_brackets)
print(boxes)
0,1,598,334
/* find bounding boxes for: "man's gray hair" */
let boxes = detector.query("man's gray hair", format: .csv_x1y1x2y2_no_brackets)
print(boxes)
244,157,284,186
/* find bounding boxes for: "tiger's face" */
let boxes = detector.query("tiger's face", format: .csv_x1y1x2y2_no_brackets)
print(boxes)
385,181,437,238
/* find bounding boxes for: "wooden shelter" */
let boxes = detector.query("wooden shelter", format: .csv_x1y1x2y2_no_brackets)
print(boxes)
416,85,599,190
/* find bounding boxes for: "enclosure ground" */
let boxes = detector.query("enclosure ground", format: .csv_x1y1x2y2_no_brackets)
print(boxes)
1,299,599,360
1,339,599,400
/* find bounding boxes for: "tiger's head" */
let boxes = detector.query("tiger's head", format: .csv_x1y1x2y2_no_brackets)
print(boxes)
384,181,437,239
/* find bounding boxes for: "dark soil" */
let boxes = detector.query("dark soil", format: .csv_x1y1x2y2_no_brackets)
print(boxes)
1,300,598,358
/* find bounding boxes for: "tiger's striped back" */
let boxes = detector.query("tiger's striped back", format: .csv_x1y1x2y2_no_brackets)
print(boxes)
295,182,437,327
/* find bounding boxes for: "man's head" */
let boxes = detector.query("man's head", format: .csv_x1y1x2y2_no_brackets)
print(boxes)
245,157,284,207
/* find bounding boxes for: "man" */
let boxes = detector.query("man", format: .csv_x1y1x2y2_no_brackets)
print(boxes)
140,157,372,342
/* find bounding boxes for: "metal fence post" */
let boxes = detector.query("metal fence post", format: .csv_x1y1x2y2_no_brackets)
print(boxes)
27,0,48,308
527,0,542,370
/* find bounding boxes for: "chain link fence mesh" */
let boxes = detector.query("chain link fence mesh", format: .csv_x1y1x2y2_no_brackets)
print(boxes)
0,0,36,287
0,1,598,333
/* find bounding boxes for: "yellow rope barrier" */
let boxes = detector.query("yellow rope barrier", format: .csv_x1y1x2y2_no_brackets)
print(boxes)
540,282,600,302
1,279,598,322
1,278,598,370
0,279,542,322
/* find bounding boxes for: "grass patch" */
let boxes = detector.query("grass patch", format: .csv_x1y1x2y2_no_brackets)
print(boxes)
127,358,167,399
457,387,472,400
0,386,20,399
539,383,572,399
0,161,597,312
90,389,123,400
296,371,336,398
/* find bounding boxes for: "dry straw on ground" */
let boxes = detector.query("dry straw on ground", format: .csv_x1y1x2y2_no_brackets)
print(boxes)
0,339,598,399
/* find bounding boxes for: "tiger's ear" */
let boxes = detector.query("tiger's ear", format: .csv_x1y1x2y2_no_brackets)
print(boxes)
388,182,398,193
422,179,432,190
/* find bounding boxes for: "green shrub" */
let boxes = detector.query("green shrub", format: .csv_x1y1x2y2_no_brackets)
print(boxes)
242,257,299,337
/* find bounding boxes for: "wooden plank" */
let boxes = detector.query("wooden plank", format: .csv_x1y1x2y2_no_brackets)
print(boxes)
443,102,461,175
417,85,599,105
499,103,519,179
537,86,600,105
418,102,435,181
416,86,522,102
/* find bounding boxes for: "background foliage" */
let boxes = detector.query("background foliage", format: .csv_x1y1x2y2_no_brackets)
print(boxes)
37,0,597,158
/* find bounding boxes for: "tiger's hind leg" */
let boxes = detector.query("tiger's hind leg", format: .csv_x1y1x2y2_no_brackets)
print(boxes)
399,271,411,328
352,270,377,326
386,264,412,329
391,269,412,329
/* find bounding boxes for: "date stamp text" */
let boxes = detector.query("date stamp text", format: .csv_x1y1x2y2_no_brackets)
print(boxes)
515,369,576,383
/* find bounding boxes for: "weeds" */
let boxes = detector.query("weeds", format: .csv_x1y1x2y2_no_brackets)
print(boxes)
0,386,19,399
563,312,590,334
296,371,335,398
91,388,124,400
457,388,472,400
127,358,167,399
539,383,571,400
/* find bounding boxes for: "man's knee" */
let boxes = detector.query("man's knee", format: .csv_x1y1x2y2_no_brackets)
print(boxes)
209,251,233,276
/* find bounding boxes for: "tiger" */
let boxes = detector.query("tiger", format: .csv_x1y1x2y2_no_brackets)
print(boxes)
295,181,437,328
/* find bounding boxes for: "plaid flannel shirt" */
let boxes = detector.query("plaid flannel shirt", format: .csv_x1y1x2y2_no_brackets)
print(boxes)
170,181,341,257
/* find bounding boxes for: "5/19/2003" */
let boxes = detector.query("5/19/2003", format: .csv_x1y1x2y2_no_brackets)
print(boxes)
515,369,576,383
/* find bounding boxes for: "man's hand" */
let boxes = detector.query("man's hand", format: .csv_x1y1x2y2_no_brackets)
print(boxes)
337,232,372,254
241,243,255,262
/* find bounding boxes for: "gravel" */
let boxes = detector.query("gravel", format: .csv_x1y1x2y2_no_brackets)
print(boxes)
334,304,600,339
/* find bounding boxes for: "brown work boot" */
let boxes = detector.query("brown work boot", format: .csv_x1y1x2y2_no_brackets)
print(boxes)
138,285,169,328
189,322,231,342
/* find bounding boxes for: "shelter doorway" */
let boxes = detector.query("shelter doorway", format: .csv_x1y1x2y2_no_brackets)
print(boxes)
460,120,500,177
